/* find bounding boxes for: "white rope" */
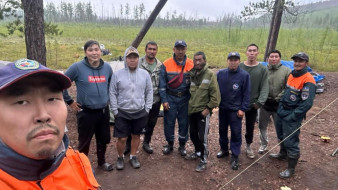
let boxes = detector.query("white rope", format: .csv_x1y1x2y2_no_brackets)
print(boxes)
219,97,338,190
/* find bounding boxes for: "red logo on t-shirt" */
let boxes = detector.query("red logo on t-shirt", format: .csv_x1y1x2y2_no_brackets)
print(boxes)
88,76,106,83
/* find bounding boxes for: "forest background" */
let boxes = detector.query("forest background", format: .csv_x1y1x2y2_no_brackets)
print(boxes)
0,0,337,72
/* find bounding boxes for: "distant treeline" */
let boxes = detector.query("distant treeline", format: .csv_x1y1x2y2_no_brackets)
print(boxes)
0,1,314,29
43,1,242,27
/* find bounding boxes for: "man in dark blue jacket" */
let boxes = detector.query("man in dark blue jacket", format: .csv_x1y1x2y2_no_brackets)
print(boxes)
63,40,113,171
217,52,251,170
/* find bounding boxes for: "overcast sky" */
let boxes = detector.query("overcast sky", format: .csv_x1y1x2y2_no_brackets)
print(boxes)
45,0,322,20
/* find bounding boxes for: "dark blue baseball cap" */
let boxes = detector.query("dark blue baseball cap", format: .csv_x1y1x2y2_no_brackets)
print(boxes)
227,52,240,59
0,59,71,92
174,40,187,47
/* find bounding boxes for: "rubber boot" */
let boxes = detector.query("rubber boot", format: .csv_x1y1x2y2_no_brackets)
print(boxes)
124,135,131,155
269,140,287,160
279,157,298,179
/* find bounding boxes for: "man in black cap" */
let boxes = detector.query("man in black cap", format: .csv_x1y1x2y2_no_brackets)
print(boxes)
217,52,251,170
159,40,194,156
270,52,316,178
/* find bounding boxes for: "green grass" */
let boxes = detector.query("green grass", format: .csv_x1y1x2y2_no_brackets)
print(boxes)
0,23,337,71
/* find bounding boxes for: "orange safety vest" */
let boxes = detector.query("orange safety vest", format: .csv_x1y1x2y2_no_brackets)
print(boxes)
0,148,100,190
163,57,194,74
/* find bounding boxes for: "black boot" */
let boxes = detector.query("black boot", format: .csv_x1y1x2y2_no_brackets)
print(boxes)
143,135,153,154
163,141,174,155
124,135,131,155
178,142,187,157
279,157,298,179
269,142,287,160
269,151,287,160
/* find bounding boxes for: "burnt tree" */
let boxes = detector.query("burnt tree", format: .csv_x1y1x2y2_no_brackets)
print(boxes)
131,0,167,48
21,0,46,65
264,0,284,61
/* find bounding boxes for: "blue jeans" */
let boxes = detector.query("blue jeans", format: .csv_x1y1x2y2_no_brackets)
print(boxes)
163,94,190,143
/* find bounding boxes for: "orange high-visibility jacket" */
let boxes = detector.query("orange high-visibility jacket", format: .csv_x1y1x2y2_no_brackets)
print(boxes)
0,148,100,190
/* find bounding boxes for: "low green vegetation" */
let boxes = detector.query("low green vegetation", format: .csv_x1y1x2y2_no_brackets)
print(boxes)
0,23,337,71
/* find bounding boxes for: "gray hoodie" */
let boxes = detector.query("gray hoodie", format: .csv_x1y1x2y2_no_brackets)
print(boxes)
109,47,153,115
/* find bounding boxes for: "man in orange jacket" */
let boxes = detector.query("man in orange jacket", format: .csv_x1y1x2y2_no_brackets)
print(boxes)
0,59,100,189
159,40,194,156
270,52,316,179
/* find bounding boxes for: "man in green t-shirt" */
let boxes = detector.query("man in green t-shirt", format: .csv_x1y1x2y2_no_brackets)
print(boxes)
239,44,269,159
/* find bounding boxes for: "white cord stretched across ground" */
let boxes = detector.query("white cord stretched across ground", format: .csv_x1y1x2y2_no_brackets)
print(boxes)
218,97,338,190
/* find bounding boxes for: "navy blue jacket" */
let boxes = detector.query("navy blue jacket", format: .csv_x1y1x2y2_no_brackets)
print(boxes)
217,67,251,111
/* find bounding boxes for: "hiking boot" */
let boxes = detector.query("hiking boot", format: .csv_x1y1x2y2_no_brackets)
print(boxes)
269,152,287,160
195,161,207,172
216,150,229,158
129,156,141,169
185,152,201,160
231,157,239,170
143,143,153,154
116,157,124,170
163,144,173,155
258,145,268,154
178,145,187,157
246,144,255,159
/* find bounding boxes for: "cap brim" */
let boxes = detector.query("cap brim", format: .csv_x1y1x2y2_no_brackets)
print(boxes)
0,70,71,92
228,56,240,59
175,44,186,47
126,52,139,57
291,56,308,61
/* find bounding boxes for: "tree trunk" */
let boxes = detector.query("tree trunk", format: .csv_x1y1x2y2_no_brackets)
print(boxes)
131,0,167,48
21,0,46,65
264,0,284,61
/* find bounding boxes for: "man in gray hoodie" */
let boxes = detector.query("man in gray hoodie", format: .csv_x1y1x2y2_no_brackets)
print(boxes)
109,46,153,170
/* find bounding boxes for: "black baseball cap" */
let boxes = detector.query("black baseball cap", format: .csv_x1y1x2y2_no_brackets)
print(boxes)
291,52,309,62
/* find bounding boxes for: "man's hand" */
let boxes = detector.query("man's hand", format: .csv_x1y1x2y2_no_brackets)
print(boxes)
237,110,244,118
201,108,210,117
253,103,260,110
70,101,82,112
163,102,170,111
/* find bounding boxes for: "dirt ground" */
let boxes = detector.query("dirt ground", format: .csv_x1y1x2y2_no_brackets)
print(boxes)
65,72,338,190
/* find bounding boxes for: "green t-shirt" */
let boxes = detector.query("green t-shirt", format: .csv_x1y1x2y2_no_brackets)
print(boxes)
147,59,157,72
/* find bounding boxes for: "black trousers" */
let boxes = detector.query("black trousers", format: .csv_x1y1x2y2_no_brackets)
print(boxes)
144,101,162,143
189,112,210,162
77,106,111,166
244,108,258,145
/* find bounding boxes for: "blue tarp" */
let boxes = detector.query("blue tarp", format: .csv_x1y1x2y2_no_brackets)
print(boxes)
260,60,325,83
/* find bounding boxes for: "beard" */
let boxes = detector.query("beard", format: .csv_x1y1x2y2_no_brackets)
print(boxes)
26,124,61,159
